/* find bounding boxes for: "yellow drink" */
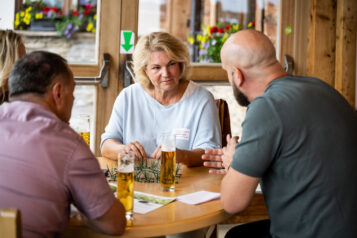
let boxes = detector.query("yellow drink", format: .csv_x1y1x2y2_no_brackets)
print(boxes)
117,171,134,217
160,150,176,191
79,131,90,146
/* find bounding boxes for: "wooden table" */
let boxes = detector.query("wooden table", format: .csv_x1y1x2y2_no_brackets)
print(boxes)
62,157,268,238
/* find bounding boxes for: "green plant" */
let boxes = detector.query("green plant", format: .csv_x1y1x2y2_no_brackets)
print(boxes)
55,4,97,38
14,6,33,30
188,22,255,63
107,158,182,183
14,1,97,39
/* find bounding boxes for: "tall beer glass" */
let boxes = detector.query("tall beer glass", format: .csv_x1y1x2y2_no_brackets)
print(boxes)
160,133,176,192
117,151,135,220
78,114,90,146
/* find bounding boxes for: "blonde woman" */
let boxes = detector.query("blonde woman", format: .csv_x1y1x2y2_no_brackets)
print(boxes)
101,32,221,166
0,30,26,104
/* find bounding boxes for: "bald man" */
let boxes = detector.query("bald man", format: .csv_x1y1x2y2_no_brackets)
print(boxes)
202,30,357,238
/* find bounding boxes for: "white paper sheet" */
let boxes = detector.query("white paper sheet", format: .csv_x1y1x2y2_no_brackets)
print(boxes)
177,190,220,205
133,191,176,214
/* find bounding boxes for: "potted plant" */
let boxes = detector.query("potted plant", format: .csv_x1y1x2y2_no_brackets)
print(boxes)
188,21,255,63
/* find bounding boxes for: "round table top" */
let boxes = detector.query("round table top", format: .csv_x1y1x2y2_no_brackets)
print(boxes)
63,157,232,238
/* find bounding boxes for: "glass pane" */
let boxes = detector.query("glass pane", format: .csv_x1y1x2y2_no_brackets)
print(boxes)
69,85,96,150
138,0,280,63
7,0,99,151
138,0,257,63
14,0,98,64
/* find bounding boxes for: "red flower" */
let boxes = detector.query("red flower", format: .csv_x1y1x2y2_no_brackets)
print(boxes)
252,21,256,27
210,26,218,34
83,9,90,15
218,28,224,33
50,7,58,13
72,10,79,16
42,7,50,14
85,4,92,10
225,25,231,31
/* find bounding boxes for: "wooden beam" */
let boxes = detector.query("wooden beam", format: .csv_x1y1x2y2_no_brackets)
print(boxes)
70,65,100,77
292,0,310,76
170,0,191,41
308,0,337,86
189,64,227,82
335,0,357,107
279,0,295,65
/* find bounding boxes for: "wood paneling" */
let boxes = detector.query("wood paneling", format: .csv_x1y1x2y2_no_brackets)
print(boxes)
279,0,295,66
189,64,228,82
70,65,100,77
293,0,310,76
308,0,337,86
335,0,357,106
279,0,309,76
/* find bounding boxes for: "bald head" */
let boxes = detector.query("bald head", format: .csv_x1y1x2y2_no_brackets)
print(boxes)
221,30,277,71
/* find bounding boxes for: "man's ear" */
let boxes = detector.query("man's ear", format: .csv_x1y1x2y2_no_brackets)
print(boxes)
51,81,63,107
232,66,244,87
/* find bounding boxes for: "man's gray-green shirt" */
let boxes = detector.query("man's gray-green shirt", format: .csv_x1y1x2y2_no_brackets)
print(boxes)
232,76,357,238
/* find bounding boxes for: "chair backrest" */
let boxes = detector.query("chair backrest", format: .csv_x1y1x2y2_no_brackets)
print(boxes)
215,99,231,147
0,209,22,238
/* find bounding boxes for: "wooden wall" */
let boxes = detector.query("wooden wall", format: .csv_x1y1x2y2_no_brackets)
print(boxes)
281,0,356,107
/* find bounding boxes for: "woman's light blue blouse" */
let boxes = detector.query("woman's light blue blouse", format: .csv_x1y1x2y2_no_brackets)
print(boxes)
101,82,221,156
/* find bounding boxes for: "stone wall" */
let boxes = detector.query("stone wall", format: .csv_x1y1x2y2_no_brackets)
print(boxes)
17,30,96,64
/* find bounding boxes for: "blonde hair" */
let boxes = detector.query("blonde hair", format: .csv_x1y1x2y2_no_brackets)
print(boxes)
0,30,24,99
132,32,191,89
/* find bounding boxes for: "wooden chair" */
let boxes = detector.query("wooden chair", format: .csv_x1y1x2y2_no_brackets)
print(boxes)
0,209,22,238
215,99,231,147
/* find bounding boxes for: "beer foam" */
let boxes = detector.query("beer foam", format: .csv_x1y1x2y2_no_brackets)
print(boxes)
162,144,175,152
118,165,134,173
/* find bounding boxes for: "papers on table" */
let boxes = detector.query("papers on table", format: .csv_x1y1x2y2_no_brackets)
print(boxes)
110,182,221,214
177,190,220,205
134,191,176,214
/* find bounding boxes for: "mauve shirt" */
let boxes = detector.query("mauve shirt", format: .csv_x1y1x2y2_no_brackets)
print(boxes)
0,101,115,238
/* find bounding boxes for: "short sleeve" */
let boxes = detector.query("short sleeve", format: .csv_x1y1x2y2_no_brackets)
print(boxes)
192,90,222,150
65,141,115,219
231,97,283,178
101,92,125,148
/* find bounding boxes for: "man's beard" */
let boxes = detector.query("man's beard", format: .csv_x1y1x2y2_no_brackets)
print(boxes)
232,83,250,107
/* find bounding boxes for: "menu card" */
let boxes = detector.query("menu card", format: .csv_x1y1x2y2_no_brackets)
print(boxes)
134,191,176,214
177,190,220,205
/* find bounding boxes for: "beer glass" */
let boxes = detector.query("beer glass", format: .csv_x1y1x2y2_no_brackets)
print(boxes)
159,132,176,192
77,114,90,146
117,151,135,220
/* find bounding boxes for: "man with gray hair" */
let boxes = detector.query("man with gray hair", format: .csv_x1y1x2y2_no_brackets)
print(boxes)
0,51,126,237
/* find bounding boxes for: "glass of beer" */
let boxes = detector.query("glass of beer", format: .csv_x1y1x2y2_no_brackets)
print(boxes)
159,132,176,192
117,151,135,220
77,114,90,146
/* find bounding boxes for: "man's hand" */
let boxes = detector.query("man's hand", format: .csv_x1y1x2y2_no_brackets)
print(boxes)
202,134,239,174
222,134,238,169
202,148,226,174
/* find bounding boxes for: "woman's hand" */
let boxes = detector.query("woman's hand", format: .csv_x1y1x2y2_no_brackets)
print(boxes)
151,145,162,160
123,141,147,160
